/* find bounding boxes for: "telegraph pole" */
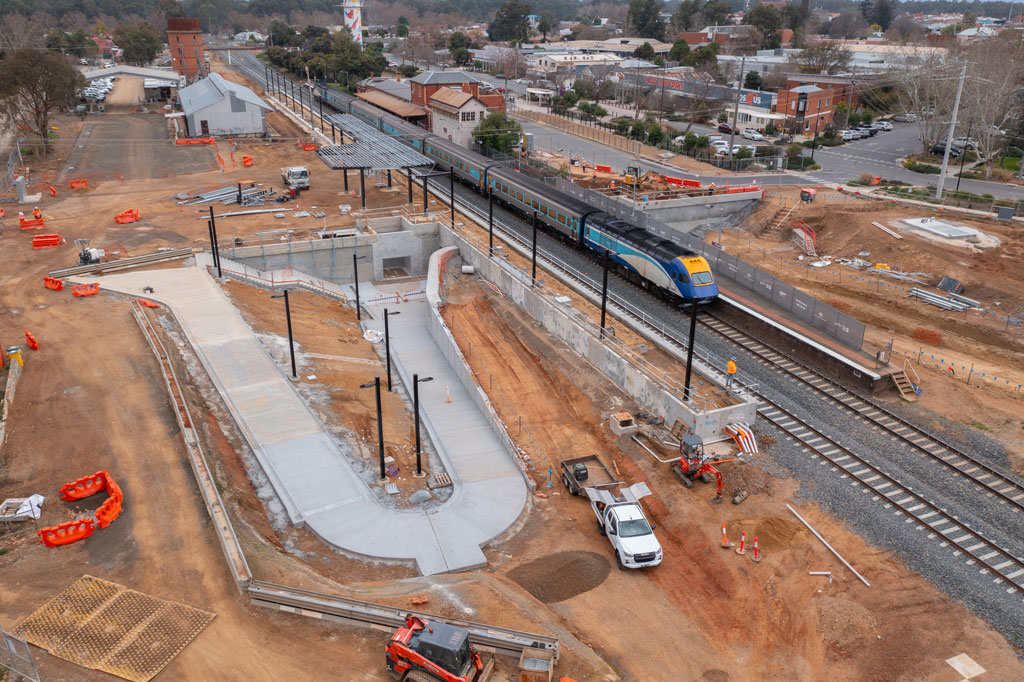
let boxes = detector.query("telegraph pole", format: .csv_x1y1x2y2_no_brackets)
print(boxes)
936,62,967,200
727,55,746,160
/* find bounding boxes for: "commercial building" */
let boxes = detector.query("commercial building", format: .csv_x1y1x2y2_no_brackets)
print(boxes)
178,73,271,137
775,84,835,134
409,71,505,113
534,53,623,74
167,18,206,80
428,88,490,148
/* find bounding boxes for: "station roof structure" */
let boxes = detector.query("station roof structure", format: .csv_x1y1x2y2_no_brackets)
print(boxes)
317,113,433,172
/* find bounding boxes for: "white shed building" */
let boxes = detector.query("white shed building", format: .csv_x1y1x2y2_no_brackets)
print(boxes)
178,72,271,137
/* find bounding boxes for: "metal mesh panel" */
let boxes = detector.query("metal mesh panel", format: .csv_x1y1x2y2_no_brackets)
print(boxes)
791,289,816,325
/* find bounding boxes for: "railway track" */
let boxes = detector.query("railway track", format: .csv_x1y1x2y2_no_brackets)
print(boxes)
699,313,1024,514
755,396,1024,596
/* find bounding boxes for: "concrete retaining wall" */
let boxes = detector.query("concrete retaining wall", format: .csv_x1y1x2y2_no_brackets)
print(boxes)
437,230,759,443
424,248,536,488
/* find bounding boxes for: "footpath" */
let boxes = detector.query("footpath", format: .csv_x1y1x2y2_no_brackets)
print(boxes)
85,266,527,575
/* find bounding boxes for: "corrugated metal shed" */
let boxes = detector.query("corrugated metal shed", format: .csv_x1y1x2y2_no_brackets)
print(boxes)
179,73,270,115
317,114,433,171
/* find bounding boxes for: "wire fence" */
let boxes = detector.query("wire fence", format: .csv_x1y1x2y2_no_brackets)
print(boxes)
880,185,1024,215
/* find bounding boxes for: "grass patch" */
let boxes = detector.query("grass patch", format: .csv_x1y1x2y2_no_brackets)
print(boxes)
967,419,992,432
0,547,7,555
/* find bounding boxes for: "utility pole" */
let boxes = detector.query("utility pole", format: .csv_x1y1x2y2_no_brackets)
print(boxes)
727,56,745,161
936,61,967,200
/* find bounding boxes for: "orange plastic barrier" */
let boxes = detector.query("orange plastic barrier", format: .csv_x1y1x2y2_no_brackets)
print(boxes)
595,164,612,173
114,208,140,224
19,217,45,230
242,155,253,167
48,185,57,197
32,234,61,249
136,298,160,308
95,490,122,529
725,185,761,194
72,282,100,297
44,276,64,291
69,178,88,189
175,137,216,145
664,176,682,187
24,330,39,350
60,470,109,501
38,518,96,547
683,179,701,188
301,143,317,151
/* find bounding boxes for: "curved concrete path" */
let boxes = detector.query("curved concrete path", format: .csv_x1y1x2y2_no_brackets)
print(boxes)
89,266,527,575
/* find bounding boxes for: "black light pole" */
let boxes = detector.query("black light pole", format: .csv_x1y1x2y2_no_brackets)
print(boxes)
352,253,366,320
488,188,494,256
406,168,414,204
809,100,821,162
599,248,610,339
272,290,297,379
318,96,324,133
359,168,366,210
531,210,538,286
383,308,401,391
449,166,455,227
208,206,222,278
413,374,434,477
360,377,386,481
683,301,698,401
422,172,428,211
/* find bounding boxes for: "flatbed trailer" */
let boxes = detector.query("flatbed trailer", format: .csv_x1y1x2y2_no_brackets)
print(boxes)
560,454,622,496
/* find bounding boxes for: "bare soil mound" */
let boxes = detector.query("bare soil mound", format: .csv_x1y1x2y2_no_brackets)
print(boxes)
815,596,879,651
726,516,806,552
507,551,611,603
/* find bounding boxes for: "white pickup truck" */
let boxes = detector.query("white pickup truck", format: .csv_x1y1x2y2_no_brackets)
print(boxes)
584,482,663,570
280,166,309,190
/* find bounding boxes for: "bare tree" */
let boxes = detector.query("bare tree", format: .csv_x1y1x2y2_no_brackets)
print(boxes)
890,51,959,153
827,12,868,39
960,36,1024,177
790,40,853,75
0,13,49,51
885,14,927,44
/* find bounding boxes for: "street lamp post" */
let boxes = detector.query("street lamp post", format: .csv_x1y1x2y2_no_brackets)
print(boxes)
359,377,387,481
683,301,698,401
271,290,297,379
809,99,821,162
413,374,434,477
531,210,538,286
488,187,494,257
599,248,610,339
384,308,400,392
352,254,366,320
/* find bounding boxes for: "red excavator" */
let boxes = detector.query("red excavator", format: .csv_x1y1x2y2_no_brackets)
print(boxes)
386,614,495,682
673,433,735,503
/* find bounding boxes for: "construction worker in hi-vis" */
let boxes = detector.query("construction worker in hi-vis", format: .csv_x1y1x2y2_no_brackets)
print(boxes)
726,357,738,388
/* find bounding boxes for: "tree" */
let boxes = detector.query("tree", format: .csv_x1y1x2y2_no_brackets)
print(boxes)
46,28,96,58
743,4,782,49
452,47,471,65
396,24,409,37
113,24,161,65
627,0,665,41
743,70,762,90
890,51,959,154
488,1,531,43
886,15,926,43
0,48,84,154
790,40,852,75
669,39,690,62
873,0,894,31
398,16,409,25
703,1,732,27
537,12,557,41
828,13,868,39
682,41,719,68
474,111,522,153
781,3,808,31
448,31,470,52
268,19,298,47
633,41,655,61
960,35,1024,177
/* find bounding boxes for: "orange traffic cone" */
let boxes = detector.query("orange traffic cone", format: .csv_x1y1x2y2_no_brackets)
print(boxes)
25,330,39,351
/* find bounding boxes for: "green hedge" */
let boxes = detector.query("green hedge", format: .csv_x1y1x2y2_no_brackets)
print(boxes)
904,160,941,174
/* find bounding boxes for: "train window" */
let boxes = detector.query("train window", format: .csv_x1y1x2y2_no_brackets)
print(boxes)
532,200,538,209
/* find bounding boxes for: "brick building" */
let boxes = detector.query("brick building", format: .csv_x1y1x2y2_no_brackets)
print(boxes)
774,84,836,134
409,71,505,114
429,89,490,148
785,75,861,109
167,18,205,81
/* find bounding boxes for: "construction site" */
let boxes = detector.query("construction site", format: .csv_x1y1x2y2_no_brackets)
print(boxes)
1,53,1024,682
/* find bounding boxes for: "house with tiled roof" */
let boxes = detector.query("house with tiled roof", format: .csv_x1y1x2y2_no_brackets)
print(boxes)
428,87,490,148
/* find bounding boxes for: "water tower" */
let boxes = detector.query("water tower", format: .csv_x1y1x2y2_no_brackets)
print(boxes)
341,0,363,47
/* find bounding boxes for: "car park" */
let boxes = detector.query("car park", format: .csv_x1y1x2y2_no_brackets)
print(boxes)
741,129,764,141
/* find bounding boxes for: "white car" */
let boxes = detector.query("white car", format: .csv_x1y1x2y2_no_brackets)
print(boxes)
875,121,893,131
586,483,662,570
741,129,764,141
840,130,857,141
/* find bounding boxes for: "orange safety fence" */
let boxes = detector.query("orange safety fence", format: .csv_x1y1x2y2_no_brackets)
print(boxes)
136,298,160,309
912,326,943,348
43,276,64,291
60,470,109,501
595,164,612,173
48,185,57,197
301,144,317,151
175,137,216,145
242,155,253,167
683,179,701,188
95,478,123,529
25,330,39,350
19,217,45,230
72,282,100,297
32,234,61,249
216,153,226,170
114,208,140,224
664,176,683,187
69,178,88,189
38,518,96,547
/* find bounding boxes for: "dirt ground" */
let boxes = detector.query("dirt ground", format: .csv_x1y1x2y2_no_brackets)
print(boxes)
442,267,1024,682
725,186,1024,471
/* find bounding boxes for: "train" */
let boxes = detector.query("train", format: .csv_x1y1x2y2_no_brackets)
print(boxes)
319,87,718,303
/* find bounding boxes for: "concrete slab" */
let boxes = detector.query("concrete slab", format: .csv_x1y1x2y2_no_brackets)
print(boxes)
88,266,527,574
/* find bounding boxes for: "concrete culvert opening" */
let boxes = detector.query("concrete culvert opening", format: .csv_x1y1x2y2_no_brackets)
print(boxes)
507,551,611,603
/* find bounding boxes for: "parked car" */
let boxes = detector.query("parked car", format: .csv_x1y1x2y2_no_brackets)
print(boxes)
892,113,916,122
930,142,963,158
717,123,734,134
741,129,764,141
875,121,893,131
953,136,978,150
840,130,857,141
855,125,877,137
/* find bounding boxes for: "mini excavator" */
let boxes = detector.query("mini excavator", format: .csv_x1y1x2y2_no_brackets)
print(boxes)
672,433,735,503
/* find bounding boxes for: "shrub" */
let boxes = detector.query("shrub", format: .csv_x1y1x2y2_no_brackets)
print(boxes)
859,172,876,185
904,160,941,174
